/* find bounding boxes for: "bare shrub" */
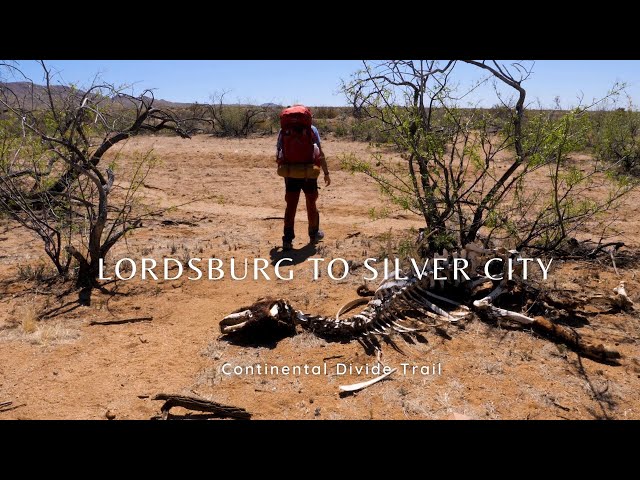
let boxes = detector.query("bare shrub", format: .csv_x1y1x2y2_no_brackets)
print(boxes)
0,61,192,289
341,60,637,253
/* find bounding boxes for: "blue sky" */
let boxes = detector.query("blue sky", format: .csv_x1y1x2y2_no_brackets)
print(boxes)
6,60,640,109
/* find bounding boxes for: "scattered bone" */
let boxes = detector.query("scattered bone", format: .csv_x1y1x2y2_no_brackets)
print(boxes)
339,368,397,393
473,284,508,309
475,303,536,325
219,309,254,334
473,282,535,325
445,412,475,420
611,281,635,311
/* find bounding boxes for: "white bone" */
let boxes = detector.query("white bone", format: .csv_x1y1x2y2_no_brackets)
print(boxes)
474,304,535,325
221,321,249,332
473,285,507,308
613,281,628,297
391,320,420,332
611,281,635,310
450,307,472,319
375,321,389,332
335,298,370,321
223,309,252,321
339,368,397,393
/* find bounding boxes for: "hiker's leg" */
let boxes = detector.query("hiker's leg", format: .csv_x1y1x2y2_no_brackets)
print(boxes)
284,178,302,242
302,179,320,238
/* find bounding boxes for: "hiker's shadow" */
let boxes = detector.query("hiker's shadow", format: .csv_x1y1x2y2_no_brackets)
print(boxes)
269,243,317,266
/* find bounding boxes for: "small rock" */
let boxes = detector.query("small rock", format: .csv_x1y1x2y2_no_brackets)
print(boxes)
446,412,474,420
105,410,116,420
309,398,314,404
314,407,321,417
52,370,58,376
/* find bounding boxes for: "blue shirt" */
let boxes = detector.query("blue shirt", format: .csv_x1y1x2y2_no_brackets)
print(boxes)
311,125,321,146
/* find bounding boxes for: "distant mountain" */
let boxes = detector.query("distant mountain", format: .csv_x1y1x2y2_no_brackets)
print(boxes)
1,83,294,110
0,81,194,109
1,81,73,101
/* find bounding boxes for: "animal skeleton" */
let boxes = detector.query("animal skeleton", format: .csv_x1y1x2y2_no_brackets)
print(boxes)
220,243,622,364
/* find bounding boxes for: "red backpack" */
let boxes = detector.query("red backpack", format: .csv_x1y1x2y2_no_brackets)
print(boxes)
279,106,316,164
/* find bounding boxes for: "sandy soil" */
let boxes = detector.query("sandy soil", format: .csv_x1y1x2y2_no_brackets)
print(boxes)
1,133,639,420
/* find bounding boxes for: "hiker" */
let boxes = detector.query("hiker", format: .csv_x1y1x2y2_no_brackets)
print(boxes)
276,105,330,251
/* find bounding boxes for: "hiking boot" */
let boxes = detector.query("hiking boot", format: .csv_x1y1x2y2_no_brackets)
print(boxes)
283,240,293,251
310,230,324,244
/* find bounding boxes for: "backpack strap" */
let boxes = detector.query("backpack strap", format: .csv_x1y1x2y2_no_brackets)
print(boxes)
276,129,283,162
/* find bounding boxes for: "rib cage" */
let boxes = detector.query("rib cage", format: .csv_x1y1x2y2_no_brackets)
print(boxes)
220,242,517,338
292,244,507,336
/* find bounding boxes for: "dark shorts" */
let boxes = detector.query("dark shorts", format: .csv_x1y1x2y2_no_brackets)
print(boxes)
284,177,318,194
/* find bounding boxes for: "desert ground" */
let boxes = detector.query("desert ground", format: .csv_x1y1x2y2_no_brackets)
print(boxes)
1,133,639,420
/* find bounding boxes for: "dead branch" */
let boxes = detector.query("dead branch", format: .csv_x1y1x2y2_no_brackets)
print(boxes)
160,219,197,227
587,241,625,258
89,316,153,326
0,401,26,413
152,393,251,420
609,248,620,276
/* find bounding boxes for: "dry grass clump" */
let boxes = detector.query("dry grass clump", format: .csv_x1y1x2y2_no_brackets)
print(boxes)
0,303,79,345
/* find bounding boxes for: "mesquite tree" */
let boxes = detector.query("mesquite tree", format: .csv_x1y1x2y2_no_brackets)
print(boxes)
0,61,192,288
342,60,635,253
